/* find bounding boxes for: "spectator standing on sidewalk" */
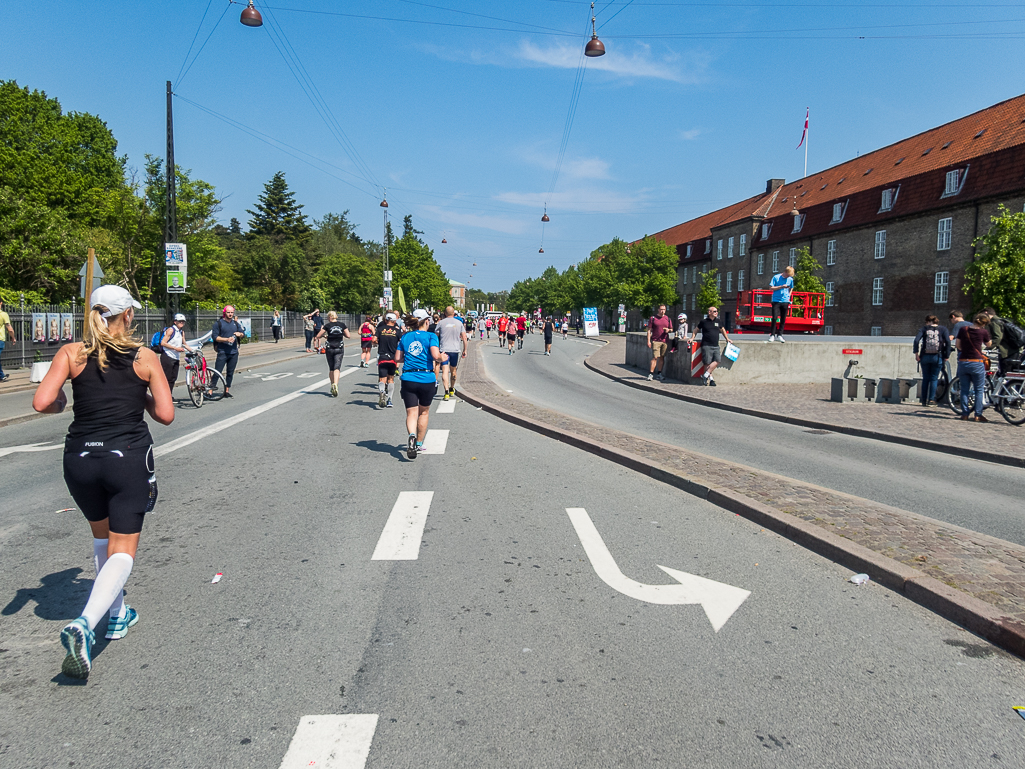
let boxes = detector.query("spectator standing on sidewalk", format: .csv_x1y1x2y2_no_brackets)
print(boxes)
646,304,673,381
270,310,282,343
158,313,189,395
302,310,318,352
913,315,950,407
983,307,1022,375
768,266,795,342
689,306,732,386
211,305,244,398
0,299,16,382
955,312,993,422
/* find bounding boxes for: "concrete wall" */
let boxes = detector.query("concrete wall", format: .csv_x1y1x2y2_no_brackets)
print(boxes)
625,332,921,384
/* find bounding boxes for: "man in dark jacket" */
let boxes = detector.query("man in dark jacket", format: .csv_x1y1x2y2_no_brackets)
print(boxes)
211,305,245,397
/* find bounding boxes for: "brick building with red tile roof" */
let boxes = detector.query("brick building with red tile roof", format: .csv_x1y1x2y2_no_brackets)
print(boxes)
646,94,1025,335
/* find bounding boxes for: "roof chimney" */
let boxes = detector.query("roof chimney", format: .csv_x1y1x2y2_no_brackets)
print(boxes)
766,178,785,194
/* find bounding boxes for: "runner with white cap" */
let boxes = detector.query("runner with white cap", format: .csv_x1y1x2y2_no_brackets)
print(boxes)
32,285,175,679
395,309,442,459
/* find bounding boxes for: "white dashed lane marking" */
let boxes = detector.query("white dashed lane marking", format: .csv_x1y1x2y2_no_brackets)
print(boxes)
278,714,379,769
435,398,455,413
417,429,449,455
371,491,434,560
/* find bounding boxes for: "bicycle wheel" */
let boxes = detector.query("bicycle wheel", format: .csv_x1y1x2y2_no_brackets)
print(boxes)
205,368,226,400
186,368,204,408
934,367,949,404
946,376,964,414
1000,380,1025,425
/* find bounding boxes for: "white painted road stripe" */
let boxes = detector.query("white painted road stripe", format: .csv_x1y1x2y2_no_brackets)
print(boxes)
371,491,434,560
154,375,338,457
417,429,449,454
278,714,379,769
435,398,456,413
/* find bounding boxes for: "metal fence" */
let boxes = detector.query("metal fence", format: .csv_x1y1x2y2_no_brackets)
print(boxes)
0,305,361,372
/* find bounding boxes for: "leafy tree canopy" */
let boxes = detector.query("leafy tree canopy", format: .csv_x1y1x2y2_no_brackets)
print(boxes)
793,246,827,296
389,216,449,310
695,267,722,314
965,205,1025,325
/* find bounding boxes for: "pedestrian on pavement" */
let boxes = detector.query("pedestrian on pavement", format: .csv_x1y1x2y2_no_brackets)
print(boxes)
211,305,245,398
374,312,400,408
543,316,554,355
270,310,282,343
576,317,582,335
158,313,189,396
396,309,442,459
437,306,467,400
688,306,731,386
359,316,376,368
948,311,971,344
913,315,950,407
769,265,795,342
0,298,16,382
32,285,174,679
315,311,351,397
955,312,993,421
983,307,1022,375
302,310,318,352
646,304,673,381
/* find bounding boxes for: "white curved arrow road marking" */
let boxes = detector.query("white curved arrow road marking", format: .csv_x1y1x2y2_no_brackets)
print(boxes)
566,507,751,632
0,442,63,459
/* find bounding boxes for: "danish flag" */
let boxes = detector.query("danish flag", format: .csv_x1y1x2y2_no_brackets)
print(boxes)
796,108,809,149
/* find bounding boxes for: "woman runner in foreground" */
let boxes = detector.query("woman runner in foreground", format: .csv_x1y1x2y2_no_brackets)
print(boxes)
395,309,442,459
32,285,174,679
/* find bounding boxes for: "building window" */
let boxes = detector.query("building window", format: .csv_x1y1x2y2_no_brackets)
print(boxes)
739,234,747,255
738,270,745,292
772,251,779,274
824,325,834,335
870,326,883,336
761,223,772,240
683,268,688,286
728,236,734,258
826,239,836,265
788,248,797,268
831,202,845,223
717,239,723,260
880,188,894,211
937,217,952,250
686,244,692,257
757,254,765,275
935,271,949,303
702,264,708,274
716,273,722,291
872,277,884,306
944,169,960,196
825,281,834,307
874,230,886,259
691,293,696,311
792,213,805,233
726,271,733,293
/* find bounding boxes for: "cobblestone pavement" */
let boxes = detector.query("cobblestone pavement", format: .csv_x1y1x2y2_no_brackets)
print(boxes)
587,337,1025,466
458,339,1025,638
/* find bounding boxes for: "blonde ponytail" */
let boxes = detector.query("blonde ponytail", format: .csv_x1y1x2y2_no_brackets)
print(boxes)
78,306,142,371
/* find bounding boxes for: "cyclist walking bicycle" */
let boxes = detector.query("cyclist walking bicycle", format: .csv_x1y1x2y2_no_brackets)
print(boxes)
32,285,175,679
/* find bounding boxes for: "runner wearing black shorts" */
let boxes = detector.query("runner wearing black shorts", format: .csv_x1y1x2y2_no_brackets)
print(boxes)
315,311,350,397
358,317,375,368
32,285,175,679
396,310,442,459
375,313,400,408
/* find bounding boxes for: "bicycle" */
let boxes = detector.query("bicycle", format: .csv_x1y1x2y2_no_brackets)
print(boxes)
182,340,225,408
947,352,1025,425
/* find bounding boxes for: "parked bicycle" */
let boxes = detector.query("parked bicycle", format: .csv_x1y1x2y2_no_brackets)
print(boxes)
181,334,225,408
947,351,1025,425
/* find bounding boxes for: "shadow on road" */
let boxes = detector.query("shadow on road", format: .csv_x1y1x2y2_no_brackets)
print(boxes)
352,439,405,460
2,567,89,621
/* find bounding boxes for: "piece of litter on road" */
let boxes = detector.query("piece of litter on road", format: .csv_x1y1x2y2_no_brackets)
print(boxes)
849,573,870,585
1013,706,1025,721
522,648,531,653
471,457,477,460
55,508,76,514
211,573,223,584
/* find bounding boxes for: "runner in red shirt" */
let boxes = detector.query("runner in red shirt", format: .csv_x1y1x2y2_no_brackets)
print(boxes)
516,314,527,350
359,316,375,368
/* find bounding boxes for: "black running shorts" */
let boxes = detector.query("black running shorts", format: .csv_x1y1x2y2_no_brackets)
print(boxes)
361,340,373,350
516,329,524,338
378,361,397,378
63,445,156,535
400,380,435,409
325,346,344,371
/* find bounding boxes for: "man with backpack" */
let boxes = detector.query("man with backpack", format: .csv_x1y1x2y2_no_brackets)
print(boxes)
913,315,950,407
983,307,1025,375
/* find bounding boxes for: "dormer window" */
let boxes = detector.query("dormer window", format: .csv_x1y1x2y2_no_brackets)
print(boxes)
761,223,772,240
943,166,968,197
879,186,899,212
686,244,692,257
830,201,847,224
705,239,711,254
792,213,806,233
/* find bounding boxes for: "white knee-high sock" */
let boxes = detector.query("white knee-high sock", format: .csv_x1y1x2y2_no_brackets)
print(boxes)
81,553,133,631
93,538,108,574
379,381,386,393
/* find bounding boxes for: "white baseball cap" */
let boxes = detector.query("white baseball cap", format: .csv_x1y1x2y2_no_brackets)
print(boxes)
386,313,397,321
174,313,187,322
90,285,141,318
412,308,429,320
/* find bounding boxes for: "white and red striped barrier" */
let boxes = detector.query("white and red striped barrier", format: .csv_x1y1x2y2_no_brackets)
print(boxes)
690,340,705,380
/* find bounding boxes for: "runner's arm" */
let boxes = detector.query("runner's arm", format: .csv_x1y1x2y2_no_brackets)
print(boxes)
32,345,72,413
137,348,175,425
5,322,15,344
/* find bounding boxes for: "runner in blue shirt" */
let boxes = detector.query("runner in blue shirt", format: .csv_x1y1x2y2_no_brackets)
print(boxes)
396,309,442,459
769,265,795,343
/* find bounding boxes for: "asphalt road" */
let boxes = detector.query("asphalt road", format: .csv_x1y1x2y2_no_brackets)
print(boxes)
481,333,1025,547
1,347,1024,768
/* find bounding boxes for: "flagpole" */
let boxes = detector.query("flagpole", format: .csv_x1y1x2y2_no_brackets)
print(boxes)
804,107,809,178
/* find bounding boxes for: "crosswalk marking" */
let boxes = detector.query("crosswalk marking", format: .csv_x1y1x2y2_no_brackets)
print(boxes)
436,398,455,413
418,429,449,454
371,491,434,560
278,714,379,769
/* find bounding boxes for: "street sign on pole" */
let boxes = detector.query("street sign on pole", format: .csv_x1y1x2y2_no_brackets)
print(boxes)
165,243,187,292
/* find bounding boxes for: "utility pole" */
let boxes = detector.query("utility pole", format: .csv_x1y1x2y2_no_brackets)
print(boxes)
165,80,178,321
381,195,391,312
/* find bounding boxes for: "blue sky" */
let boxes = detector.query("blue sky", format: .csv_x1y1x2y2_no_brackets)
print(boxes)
3,1,1024,292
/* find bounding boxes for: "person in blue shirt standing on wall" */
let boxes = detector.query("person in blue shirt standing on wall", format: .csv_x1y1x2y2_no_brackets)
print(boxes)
211,305,245,398
769,265,795,343
396,308,442,460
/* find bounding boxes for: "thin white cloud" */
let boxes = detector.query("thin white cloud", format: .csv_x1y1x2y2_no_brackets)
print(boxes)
519,147,612,180
494,187,646,214
679,128,701,141
515,40,704,84
418,205,529,235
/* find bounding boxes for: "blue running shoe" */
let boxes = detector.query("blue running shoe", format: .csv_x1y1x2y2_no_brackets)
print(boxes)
60,617,94,679
105,605,139,640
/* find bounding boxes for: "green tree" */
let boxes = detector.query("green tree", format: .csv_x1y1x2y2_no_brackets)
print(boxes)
317,251,381,313
389,218,449,309
965,205,1025,325
625,236,679,313
793,246,827,294
246,171,311,242
695,267,722,313
312,211,365,259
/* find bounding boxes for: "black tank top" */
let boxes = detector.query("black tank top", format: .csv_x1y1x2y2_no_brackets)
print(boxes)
66,348,153,451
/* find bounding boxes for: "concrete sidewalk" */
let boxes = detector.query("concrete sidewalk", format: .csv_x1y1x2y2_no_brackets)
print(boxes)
586,336,1025,469
456,339,1025,659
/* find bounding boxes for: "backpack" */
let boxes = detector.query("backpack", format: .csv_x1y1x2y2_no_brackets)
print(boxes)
922,327,941,355
998,317,1025,351
325,323,346,348
150,327,171,353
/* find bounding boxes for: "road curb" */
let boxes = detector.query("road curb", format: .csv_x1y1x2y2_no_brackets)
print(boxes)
582,356,1025,470
456,381,1025,660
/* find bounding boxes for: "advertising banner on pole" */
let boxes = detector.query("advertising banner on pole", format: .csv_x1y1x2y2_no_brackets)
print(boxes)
583,307,599,337
165,243,187,292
